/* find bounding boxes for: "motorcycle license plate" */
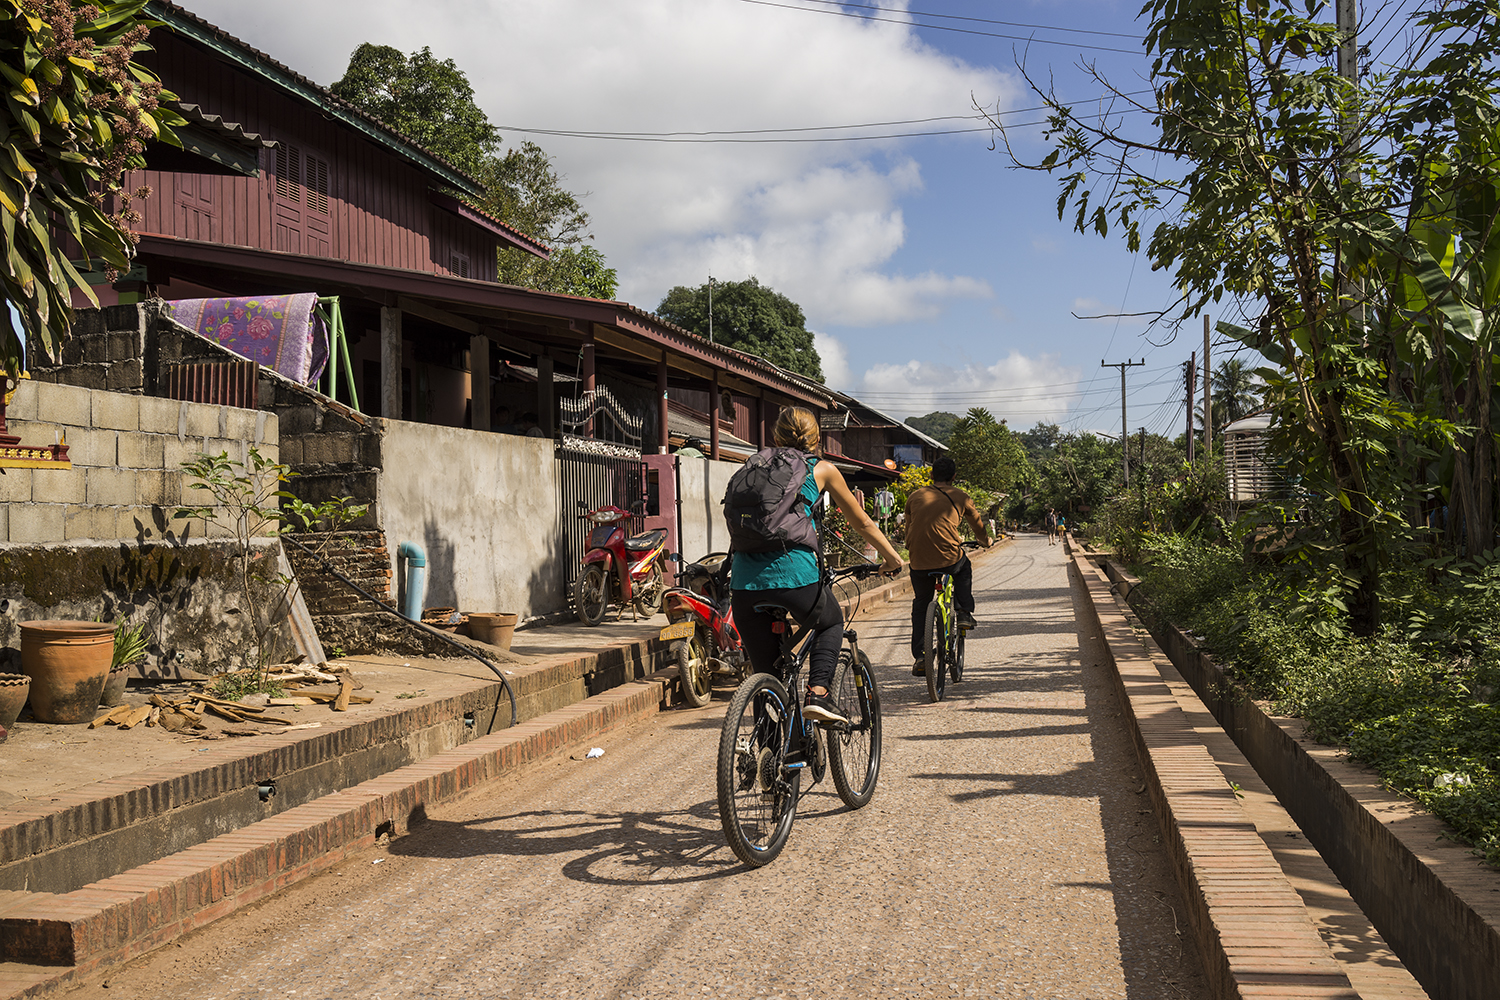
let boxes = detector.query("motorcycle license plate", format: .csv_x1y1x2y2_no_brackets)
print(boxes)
659,620,696,642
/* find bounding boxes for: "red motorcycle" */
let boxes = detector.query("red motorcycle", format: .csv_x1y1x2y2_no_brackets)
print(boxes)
573,501,671,626
659,552,747,708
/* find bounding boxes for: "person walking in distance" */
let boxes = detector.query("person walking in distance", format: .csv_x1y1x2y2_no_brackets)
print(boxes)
906,457,992,676
729,407,903,723
1046,508,1058,545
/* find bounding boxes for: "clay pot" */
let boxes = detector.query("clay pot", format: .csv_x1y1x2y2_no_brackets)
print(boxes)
19,620,115,724
0,673,29,729
468,613,519,651
100,661,136,707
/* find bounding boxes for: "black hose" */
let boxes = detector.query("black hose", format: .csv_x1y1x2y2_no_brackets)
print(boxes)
280,534,518,730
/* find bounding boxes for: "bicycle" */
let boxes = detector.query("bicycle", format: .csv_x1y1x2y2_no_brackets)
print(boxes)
922,541,984,703
716,562,884,868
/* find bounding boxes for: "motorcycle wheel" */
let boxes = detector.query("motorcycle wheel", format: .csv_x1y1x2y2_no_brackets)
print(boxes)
675,632,713,708
634,565,664,617
573,564,609,626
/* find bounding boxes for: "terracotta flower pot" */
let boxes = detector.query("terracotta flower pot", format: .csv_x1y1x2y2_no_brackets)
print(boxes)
468,613,519,651
100,661,137,707
0,673,30,729
19,620,115,724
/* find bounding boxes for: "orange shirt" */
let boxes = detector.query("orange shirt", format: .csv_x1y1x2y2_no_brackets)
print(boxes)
905,485,981,571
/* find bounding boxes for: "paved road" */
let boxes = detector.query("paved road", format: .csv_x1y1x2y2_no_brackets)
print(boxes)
66,535,1210,1000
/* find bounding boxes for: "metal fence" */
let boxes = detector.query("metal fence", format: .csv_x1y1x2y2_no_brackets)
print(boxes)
557,435,647,594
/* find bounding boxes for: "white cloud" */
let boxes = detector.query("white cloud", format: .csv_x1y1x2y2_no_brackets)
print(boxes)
832,349,1081,424
814,331,852,390
182,0,1018,327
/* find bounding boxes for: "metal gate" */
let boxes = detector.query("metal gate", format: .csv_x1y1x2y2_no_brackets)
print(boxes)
557,387,647,594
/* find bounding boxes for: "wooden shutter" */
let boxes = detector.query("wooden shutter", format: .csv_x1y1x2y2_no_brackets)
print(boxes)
275,145,301,202
450,250,470,279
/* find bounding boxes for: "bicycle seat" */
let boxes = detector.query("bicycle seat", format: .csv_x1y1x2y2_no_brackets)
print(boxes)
624,528,668,552
752,600,794,617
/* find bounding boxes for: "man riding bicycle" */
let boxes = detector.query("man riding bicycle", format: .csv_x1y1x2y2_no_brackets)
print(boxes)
905,457,991,676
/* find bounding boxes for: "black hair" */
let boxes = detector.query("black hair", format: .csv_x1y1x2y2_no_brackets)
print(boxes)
932,456,957,482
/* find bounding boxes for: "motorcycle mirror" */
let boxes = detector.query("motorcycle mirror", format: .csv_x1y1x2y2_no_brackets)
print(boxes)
667,552,681,563
577,500,588,510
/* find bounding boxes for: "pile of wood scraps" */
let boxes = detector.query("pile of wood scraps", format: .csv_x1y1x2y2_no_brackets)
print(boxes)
86,662,373,737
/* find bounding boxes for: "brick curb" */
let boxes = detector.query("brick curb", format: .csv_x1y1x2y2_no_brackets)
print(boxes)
1068,544,1360,1000
0,669,678,998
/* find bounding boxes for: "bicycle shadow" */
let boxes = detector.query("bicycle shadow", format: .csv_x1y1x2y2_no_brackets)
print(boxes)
387,799,752,885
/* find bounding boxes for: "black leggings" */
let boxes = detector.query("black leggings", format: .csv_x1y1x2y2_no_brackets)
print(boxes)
909,556,973,659
733,583,845,692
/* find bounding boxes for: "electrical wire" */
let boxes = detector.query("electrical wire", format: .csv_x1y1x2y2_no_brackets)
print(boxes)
790,0,1144,40
735,0,1147,55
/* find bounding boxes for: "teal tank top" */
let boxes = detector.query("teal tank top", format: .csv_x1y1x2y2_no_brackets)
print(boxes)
730,456,820,591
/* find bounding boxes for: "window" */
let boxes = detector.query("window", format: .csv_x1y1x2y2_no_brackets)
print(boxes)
275,145,300,202
449,250,471,279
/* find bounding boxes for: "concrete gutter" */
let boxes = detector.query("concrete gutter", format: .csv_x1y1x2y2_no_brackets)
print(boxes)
1092,552,1500,1000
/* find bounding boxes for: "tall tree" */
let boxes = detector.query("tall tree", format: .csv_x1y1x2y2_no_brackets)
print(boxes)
656,278,823,381
331,44,614,299
1006,0,1500,634
329,44,497,176
2,0,182,376
946,407,1031,496
905,411,958,444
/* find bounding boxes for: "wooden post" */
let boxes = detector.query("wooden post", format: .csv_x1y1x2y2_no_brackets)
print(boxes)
710,369,721,460
657,354,669,454
380,305,402,420
470,333,491,430
537,354,555,437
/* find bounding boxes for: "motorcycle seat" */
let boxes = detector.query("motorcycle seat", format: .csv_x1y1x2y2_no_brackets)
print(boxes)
624,528,668,552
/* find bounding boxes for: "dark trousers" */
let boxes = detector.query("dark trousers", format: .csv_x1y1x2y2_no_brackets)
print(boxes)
733,583,845,691
909,555,973,659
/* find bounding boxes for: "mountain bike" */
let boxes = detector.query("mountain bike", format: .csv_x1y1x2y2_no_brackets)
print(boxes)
716,563,884,867
923,541,984,703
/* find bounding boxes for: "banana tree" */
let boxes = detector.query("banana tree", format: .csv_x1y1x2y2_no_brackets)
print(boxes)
0,0,182,378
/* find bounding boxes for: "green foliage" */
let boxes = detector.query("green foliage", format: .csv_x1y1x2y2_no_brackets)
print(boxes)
1015,431,1120,526
1094,456,1227,562
329,43,497,176
656,277,823,381
904,411,958,444
209,671,284,702
1135,531,1500,865
0,0,184,376
1014,0,1500,635
111,616,148,669
331,46,610,299
175,448,367,683
946,407,1031,497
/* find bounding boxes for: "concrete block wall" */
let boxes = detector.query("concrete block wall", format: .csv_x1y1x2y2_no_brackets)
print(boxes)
2,379,277,543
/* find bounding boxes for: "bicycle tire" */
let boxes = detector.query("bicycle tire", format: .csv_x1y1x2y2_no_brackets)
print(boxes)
952,621,966,684
717,673,800,866
828,648,882,809
573,563,609,626
925,599,947,702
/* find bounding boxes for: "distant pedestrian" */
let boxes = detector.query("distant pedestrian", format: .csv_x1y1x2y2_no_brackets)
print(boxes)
1046,508,1058,545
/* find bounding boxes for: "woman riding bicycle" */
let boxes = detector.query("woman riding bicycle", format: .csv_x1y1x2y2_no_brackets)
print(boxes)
731,407,903,725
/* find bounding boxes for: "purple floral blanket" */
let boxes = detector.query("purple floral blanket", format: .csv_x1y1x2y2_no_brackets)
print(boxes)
167,293,328,386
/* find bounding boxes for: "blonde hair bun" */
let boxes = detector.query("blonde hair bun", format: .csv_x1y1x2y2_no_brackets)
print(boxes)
773,407,822,454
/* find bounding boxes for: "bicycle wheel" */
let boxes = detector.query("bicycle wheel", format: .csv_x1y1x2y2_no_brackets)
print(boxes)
951,620,966,684
924,599,947,702
717,673,800,866
828,648,882,809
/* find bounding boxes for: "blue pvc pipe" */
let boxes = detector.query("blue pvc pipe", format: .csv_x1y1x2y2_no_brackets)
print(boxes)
397,541,427,620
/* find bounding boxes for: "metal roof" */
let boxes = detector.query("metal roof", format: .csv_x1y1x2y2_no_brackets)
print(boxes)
1223,413,1273,434
170,101,277,148
147,2,487,198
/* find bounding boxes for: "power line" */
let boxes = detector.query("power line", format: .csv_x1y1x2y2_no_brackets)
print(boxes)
736,0,1147,55
791,0,1143,40
500,96,1153,144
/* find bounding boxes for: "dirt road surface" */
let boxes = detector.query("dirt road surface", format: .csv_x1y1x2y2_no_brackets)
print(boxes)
62,535,1210,1000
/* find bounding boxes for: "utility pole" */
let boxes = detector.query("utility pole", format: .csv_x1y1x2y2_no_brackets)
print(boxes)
707,276,716,344
1336,0,1365,337
1102,358,1144,486
1203,315,1212,458
1184,352,1197,463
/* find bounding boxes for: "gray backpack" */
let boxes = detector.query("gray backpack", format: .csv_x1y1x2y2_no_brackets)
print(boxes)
722,448,820,553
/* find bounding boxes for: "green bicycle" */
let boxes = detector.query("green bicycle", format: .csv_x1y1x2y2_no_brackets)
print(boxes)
923,542,982,703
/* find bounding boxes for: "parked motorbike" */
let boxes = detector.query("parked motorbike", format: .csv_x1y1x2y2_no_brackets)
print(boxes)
659,551,746,708
573,501,671,626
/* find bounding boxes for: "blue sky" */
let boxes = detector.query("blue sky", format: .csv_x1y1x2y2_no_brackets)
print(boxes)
182,0,1229,436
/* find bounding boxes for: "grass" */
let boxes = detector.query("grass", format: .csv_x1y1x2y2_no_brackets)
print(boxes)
1130,533,1500,866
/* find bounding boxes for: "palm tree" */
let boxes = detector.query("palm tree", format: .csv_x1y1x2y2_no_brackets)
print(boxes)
1196,358,1262,431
